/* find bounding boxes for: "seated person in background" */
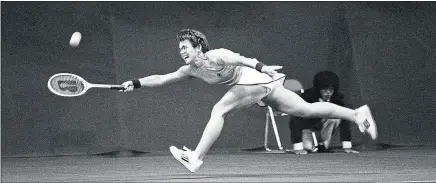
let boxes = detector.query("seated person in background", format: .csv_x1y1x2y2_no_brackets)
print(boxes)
289,71,359,155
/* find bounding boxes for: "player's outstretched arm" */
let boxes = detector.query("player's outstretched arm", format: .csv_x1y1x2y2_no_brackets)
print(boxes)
121,65,191,92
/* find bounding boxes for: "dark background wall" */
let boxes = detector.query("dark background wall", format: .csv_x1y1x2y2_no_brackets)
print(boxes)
345,2,436,145
2,2,435,157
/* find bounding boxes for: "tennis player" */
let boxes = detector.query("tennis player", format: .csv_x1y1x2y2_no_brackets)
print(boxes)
120,29,377,173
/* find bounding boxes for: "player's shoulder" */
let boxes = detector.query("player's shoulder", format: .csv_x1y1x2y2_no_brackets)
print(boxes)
210,48,233,52
206,48,235,57
178,65,192,74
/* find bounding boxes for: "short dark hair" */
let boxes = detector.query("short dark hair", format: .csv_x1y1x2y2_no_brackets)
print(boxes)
313,70,340,91
313,71,344,101
177,29,210,53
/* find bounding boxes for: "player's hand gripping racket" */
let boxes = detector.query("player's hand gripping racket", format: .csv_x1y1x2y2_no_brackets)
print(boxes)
47,73,125,97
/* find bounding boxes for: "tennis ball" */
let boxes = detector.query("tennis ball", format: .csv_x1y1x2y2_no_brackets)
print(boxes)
69,32,82,47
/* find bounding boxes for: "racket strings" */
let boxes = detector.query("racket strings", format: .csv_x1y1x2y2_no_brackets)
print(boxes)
49,75,85,96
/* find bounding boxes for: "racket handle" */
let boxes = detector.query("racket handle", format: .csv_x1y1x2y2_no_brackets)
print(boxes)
110,85,126,90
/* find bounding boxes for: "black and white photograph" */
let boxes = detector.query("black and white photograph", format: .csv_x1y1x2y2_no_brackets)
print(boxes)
1,1,436,182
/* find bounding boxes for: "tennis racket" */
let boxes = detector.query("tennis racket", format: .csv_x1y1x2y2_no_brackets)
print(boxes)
47,73,125,97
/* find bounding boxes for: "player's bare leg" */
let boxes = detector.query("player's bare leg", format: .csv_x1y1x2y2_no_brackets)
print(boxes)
170,85,268,172
264,86,377,139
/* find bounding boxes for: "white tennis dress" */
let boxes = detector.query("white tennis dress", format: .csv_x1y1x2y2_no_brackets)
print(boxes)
185,48,286,105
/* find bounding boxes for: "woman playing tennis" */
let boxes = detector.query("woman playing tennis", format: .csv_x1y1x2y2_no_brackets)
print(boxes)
121,29,377,173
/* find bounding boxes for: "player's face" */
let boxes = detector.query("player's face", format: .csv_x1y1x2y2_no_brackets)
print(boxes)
179,40,201,64
320,87,334,101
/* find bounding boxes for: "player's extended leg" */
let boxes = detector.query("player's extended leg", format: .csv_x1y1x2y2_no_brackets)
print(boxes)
194,85,268,160
264,86,377,140
170,84,268,172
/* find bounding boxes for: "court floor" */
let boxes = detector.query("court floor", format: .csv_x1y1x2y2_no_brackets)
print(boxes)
2,147,436,182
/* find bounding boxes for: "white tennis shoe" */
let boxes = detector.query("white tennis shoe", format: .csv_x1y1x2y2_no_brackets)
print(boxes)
169,146,203,173
355,105,378,140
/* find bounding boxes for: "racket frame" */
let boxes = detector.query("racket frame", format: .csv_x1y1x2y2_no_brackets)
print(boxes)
47,73,124,97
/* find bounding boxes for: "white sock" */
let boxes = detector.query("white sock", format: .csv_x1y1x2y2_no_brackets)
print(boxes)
293,142,304,150
342,141,352,149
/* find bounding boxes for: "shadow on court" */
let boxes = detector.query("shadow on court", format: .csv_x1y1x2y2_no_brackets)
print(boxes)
2,147,436,182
